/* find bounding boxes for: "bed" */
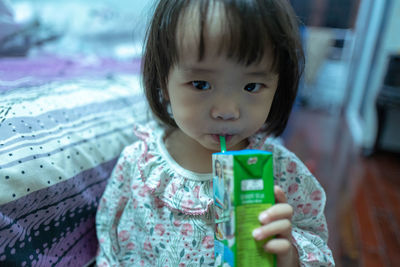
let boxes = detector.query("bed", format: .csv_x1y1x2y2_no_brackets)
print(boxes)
0,1,151,265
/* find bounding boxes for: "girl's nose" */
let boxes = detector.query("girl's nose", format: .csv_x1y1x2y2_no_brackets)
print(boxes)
211,101,240,121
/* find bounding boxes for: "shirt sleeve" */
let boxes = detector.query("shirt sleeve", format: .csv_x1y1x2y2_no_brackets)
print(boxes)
290,173,335,266
272,144,335,266
95,144,139,267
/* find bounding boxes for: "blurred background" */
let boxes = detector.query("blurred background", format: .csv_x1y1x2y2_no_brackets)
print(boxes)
1,0,399,266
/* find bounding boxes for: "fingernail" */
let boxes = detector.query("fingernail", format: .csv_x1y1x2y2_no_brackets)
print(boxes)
259,212,268,222
252,228,262,240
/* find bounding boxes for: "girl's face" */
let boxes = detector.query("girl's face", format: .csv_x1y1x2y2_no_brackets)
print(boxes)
166,4,279,154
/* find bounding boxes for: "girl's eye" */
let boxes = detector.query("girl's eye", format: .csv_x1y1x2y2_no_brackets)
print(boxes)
244,83,264,93
191,81,211,90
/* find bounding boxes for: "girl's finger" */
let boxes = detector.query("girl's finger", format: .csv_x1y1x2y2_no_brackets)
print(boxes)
259,203,293,224
263,238,292,254
252,219,292,241
274,185,287,203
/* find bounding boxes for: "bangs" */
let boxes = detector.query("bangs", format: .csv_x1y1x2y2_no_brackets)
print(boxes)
201,1,278,68
173,0,281,70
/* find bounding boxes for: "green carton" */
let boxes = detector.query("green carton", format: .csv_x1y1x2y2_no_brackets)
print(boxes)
212,150,276,267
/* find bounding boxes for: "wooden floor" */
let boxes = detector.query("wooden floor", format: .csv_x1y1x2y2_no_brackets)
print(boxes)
282,107,400,267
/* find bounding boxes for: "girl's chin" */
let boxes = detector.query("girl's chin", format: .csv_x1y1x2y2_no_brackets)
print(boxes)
229,139,249,151
202,143,222,153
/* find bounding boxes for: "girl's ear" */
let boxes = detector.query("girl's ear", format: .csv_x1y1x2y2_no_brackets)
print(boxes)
164,89,170,101
160,87,169,101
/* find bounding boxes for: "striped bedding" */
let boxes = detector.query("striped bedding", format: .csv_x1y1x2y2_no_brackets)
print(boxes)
0,74,148,266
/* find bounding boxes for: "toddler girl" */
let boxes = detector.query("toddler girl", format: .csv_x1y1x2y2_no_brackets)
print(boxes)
96,0,335,266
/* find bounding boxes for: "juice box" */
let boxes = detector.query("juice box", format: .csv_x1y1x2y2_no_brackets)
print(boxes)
212,150,276,267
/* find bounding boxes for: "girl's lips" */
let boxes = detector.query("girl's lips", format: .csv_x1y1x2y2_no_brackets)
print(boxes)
211,134,233,143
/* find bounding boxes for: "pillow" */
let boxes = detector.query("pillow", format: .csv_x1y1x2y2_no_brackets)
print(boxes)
0,74,148,266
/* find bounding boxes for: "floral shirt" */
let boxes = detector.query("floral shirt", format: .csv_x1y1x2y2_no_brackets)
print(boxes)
95,122,334,267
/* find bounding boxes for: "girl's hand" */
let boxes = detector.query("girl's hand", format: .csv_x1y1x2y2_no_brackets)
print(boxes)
252,185,299,267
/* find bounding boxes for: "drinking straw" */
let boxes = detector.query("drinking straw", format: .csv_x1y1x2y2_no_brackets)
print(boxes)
219,136,226,153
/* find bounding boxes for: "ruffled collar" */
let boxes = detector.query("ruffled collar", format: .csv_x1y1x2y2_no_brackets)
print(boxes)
133,122,269,215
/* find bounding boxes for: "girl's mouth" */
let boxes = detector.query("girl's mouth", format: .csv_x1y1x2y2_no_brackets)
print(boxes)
211,134,233,144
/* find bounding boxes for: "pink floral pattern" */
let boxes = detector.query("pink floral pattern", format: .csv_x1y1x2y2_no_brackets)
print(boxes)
96,122,334,266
